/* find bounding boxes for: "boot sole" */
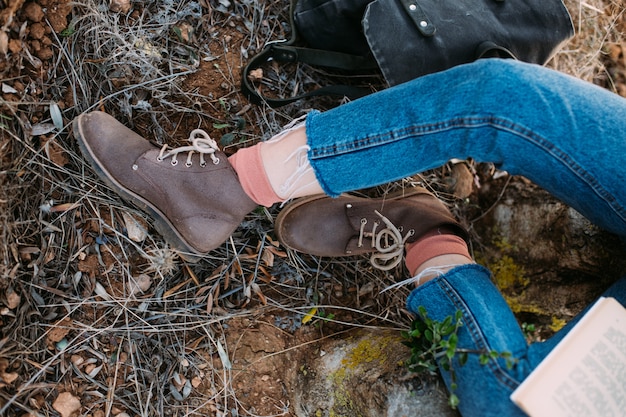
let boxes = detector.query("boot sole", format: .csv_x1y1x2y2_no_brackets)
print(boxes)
275,187,431,255
73,115,203,262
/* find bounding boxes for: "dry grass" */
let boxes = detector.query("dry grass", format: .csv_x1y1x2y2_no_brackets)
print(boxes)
1,0,625,416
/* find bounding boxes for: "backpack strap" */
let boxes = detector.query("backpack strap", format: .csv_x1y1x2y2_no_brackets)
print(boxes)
241,42,378,107
240,0,379,107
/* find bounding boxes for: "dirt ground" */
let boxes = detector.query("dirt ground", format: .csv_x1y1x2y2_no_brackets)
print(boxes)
1,0,626,416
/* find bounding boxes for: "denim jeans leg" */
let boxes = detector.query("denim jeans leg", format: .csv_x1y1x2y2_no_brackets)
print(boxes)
409,266,626,417
407,264,532,417
305,59,626,237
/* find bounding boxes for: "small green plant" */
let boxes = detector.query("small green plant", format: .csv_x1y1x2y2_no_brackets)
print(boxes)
402,306,516,409
522,322,537,339
213,117,246,146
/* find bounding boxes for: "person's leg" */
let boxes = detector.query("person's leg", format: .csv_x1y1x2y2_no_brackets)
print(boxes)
75,59,626,256
304,59,626,236
406,263,531,417
405,259,626,417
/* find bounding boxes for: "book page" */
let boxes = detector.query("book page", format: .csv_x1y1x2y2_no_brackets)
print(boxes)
510,297,626,417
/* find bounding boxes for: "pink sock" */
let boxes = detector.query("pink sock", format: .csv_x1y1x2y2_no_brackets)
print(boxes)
404,230,471,276
228,145,281,207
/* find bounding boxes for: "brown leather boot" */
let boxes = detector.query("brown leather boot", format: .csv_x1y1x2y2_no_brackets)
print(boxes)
275,189,468,270
73,111,257,258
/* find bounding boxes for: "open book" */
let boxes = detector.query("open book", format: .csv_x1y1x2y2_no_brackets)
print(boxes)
510,296,626,417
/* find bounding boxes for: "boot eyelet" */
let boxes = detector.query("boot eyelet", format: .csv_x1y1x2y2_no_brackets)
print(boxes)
200,161,207,167
171,160,178,166
213,158,220,165
346,203,353,209
185,162,192,168
156,157,164,162
360,218,367,225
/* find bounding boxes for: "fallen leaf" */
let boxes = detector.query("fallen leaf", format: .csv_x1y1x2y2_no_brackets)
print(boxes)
44,139,69,167
250,282,266,305
94,282,112,301
49,202,81,213
261,247,274,267
266,246,287,257
191,376,202,388
173,22,193,43
109,0,131,13
248,68,263,82
2,82,17,94
121,212,148,243
49,102,63,130
30,123,56,136
0,32,8,55
0,359,19,386
46,317,72,344
216,340,231,370
183,263,200,286
5,286,20,309
52,392,81,417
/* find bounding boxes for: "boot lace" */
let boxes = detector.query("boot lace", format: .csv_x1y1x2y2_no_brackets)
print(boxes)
357,210,415,271
156,129,220,167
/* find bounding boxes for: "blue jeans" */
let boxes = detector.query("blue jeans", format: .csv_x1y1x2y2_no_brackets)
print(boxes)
304,59,626,416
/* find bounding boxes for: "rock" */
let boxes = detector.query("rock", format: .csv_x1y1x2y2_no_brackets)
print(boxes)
471,177,626,332
292,329,458,417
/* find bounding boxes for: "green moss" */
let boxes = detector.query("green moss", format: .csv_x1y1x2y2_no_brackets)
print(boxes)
503,293,545,315
326,335,399,417
549,316,567,332
490,255,529,290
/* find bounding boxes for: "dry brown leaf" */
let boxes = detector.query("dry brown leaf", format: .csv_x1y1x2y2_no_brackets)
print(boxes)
248,68,263,82
0,31,8,55
5,286,20,309
261,247,274,267
256,265,273,284
46,317,72,344
109,0,131,13
266,234,280,247
163,278,192,298
266,246,287,257
206,292,213,314
0,359,19,386
52,392,81,417
191,376,202,388
184,263,200,286
251,283,267,305
206,264,226,281
174,22,194,43
44,139,69,167
223,268,231,289
49,202,81,213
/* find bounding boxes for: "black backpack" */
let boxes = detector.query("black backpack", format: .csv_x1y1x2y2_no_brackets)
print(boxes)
242,0,574,107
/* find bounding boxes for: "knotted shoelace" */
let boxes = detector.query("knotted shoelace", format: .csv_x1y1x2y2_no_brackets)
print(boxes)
358,210,415,271
156,129,220,167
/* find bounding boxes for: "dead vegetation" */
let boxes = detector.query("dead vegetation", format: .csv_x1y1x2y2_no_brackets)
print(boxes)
1,0,625,416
